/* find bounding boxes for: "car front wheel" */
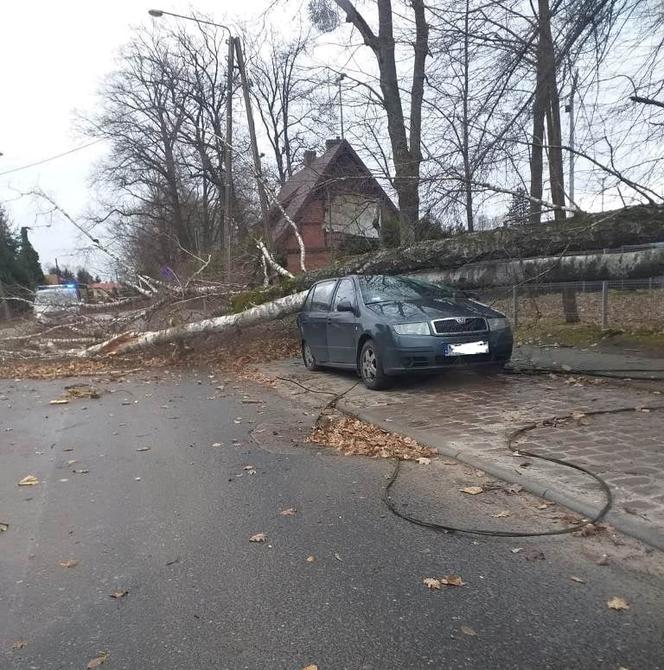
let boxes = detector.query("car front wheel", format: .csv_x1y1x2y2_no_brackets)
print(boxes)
359,339,390,390
302,341,321,371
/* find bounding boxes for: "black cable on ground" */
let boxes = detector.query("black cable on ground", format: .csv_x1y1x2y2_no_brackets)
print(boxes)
383,404,664,538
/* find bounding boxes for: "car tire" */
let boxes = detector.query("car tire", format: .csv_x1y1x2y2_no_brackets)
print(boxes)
302,341,321,371
359,339,390,390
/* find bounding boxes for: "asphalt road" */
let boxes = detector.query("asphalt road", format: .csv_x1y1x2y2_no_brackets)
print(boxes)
2,370,664,670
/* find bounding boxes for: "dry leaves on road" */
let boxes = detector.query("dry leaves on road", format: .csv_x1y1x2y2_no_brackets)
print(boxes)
18,475,39,486
570,576,586,584
492,511,510,518
280,508,297,516
306,555,316,563
109,590,128,599
65,385,100,400
136,447,151,452
11,640,27,650
460,486,483,495
607,596,630,611
416,457,431,465
58,559,79,568
249,533,267,543
301,665,319,670
87,651,109,668
310,414,436,461
49,398,69,405
0,521,9,532
423,575,465,590
461,625,477,637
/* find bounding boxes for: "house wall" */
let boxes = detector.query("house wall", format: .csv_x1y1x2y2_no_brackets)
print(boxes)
284,200,331,273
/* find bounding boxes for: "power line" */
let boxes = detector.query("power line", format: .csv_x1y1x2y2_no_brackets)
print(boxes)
0,139,104,178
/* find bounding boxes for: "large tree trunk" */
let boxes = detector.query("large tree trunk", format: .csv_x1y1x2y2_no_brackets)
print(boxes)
82,291,308,358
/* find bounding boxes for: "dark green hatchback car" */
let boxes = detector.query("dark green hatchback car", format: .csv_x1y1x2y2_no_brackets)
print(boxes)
297,274,513,390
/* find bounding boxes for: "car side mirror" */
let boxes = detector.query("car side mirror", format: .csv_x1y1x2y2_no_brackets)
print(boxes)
336,299,355,313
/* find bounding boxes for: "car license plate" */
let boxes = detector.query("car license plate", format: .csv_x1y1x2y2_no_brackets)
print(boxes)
444,341,489,356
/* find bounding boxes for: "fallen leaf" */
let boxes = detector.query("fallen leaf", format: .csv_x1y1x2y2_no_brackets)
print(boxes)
416,457,431,465
578,523,605,537
306,555,316,563
136,447,151,452
0,521,9,532
596,554,609,566
249,533,267,543
18,475,39,487
511,547,523,554
461,625,477,636
301,665,319,670
492,511,510,518
423,577,441,590
67,459,78,465
210,442,223,448
460,486,483,495
72,469,90,474
280,507,297,516
49,399,69,405
537,503,551,510
570,576,585,583
523,548,545,561
87,651,109,668
11,640,27,650
246,469,257,475
440,575,465,586
334,552,343,561
110,590,128,599
243,465,255,471
505,483,523,494
58,559,79,568
607,596,630,611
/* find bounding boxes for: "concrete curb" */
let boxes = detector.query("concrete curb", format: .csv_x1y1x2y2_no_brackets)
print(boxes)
338,399,664,553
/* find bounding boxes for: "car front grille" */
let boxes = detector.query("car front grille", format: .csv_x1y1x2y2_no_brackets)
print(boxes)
432,317,487,335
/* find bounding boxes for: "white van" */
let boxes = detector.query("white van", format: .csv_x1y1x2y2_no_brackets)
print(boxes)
33,285,82,321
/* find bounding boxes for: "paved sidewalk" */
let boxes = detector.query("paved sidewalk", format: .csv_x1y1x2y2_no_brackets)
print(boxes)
513,343,664,379
263,358,664,551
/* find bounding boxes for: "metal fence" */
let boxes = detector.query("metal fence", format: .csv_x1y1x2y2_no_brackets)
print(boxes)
476,277,664,333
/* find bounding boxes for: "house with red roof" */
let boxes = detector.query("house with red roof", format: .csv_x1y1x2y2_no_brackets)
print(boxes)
271,139,398,273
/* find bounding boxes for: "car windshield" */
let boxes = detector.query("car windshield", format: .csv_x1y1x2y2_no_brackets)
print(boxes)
359,275,459,303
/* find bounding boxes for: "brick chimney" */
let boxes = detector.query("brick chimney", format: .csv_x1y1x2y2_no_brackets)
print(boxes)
326,137,343,150
303,149,316,166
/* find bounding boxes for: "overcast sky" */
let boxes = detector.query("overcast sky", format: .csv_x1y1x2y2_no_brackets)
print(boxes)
0,0,281,277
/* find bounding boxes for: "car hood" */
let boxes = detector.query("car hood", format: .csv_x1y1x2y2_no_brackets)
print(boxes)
365,297,504,321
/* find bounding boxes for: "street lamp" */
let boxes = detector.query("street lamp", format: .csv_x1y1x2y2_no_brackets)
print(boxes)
148,8,234,280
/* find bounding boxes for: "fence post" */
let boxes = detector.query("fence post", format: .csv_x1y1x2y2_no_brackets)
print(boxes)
601,280,609,330
512,285,518,330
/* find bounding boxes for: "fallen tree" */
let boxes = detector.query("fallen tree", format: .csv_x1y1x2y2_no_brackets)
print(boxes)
81,291,308,357
73,205,664,358
290,205,664,288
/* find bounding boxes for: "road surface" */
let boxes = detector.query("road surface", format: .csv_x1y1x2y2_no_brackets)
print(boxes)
1,371,664,669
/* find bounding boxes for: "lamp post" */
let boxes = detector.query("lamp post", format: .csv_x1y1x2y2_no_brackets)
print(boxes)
149,9,234,281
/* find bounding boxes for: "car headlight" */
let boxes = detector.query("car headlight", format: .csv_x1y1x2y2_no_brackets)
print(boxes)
486,317,509,330
392,322,430,336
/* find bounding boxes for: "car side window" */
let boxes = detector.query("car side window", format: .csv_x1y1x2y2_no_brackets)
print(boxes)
311,280,336,312
332,278,356,311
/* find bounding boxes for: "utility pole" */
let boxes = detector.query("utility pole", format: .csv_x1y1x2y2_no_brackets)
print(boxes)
566,68,578,207
234,38,271,243
223,37,235,281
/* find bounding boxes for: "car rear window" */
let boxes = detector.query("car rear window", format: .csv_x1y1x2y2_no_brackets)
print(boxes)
310,280,336,312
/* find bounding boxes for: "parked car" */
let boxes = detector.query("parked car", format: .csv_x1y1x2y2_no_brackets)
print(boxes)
33,285,82,322
297,274,513,390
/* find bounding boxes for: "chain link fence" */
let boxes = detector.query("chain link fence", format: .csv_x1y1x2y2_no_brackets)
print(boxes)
476,278,664,334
